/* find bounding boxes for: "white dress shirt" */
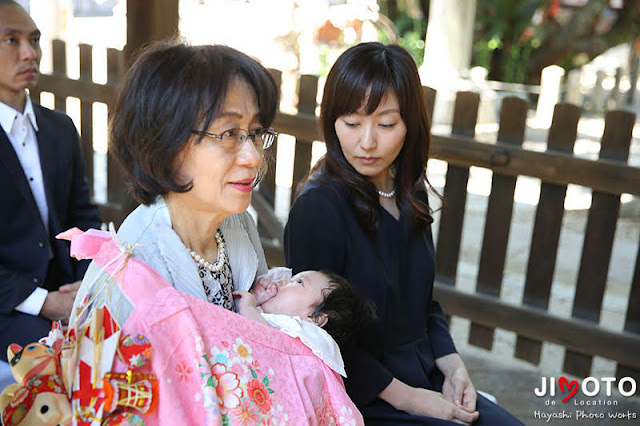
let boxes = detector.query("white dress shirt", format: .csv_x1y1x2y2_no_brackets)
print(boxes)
0,95,49,315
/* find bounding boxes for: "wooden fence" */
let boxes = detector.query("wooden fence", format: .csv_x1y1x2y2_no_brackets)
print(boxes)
35,40,640,382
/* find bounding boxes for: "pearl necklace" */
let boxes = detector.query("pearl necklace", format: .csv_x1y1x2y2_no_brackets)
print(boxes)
188,229,226,273
378,188,396,198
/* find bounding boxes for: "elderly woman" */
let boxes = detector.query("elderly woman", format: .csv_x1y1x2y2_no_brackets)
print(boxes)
71,41,278,324
63,43,364,426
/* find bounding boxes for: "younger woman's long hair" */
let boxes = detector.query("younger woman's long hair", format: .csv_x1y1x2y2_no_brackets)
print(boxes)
311,42,436,234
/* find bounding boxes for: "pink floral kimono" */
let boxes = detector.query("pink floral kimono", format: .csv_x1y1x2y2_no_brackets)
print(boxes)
63,228,363,426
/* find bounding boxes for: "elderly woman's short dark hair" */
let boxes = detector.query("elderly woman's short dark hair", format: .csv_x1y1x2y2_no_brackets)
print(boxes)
110,41,279,205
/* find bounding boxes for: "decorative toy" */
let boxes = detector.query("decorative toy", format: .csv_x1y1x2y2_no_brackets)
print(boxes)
0,343,72,426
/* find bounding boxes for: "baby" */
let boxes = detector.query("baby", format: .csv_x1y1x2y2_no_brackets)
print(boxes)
232,270,375,376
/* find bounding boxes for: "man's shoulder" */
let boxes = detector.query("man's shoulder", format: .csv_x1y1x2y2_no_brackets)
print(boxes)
32,103,74,127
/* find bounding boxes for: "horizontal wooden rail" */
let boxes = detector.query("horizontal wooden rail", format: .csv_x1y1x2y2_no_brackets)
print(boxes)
431,134,640,196
434,283,640,370
273,112,319,141
38,74,117,104
273,112,640,196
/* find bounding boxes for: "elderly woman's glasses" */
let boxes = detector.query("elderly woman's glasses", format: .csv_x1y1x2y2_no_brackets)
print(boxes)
192,128,278,150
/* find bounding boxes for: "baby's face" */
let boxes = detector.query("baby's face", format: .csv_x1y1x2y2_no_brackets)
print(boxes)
259,271,331,321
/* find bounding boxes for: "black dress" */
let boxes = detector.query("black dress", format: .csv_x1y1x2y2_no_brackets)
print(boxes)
284,179,523,425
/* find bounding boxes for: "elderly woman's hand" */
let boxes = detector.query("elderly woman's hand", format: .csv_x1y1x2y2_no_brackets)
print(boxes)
232,290,258,312
436,353,477,413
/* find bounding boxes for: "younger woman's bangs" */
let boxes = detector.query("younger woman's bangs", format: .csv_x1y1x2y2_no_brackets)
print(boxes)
333,61,398,118
362,68,397,115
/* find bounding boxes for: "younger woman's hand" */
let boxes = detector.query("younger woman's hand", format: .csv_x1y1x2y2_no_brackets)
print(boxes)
402,387,478,424
379,378,479,425
436,353,477,412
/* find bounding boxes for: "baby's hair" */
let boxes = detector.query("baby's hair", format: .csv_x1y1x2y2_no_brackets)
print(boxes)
310,271,377,345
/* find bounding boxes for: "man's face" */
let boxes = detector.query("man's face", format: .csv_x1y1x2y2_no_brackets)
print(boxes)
0,4,41,108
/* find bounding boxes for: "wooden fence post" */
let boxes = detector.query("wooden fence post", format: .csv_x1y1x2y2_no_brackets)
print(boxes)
424,86,436,131
515,103,580,364
435,91,479,285
468,97,527,350
258,69,282,209
125,0,179,64
105,48,131,224
52,39,66,112
627,53,639,107
289,75,318,206
616,233,640,386
563,110,636,377
79,43,94,194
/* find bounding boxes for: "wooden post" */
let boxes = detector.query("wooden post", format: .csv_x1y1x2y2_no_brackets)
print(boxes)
105,47,133,225
627,38,640,107
289,75,318,206
435,91,479,285
79,43,94,195
52,39,66,112
563,110,636,377
258,69,282,209
423,86,436,131
515,103,580,365
125,0,179,63
468,97,527,350
616,232,640,387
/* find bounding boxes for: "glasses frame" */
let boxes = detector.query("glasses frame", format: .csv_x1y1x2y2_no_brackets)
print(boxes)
191,127,278,150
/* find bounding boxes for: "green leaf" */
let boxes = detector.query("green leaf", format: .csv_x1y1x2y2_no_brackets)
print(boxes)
262,376,269,386
250,368,258,380
206,376,215,388
268,388,274,394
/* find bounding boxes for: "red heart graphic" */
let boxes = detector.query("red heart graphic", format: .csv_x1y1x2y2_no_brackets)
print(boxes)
559,376,578,402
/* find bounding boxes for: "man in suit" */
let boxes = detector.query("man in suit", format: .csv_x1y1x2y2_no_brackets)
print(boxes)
0,0,101,366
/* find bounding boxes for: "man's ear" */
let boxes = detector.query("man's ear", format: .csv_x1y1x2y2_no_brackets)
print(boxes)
310,313,328,328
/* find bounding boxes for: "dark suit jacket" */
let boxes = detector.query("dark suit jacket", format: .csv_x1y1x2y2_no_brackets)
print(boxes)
0,103,101,359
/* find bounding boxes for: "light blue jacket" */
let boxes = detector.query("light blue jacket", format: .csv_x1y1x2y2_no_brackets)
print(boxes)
71,198,268,325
